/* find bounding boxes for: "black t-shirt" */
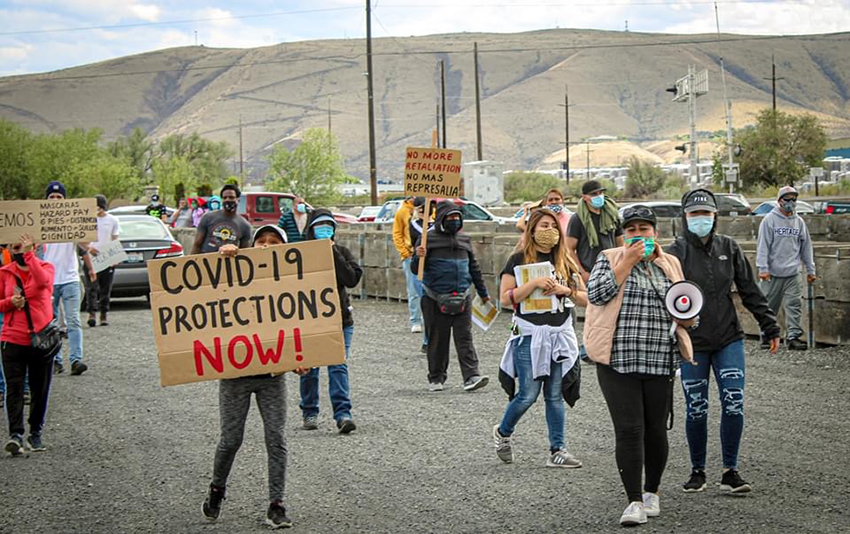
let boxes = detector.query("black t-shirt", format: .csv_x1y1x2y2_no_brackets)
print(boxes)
500,251,572,327
196,210,253,253
567,212,623,273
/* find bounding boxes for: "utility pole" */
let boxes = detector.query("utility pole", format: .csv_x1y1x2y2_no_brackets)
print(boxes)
764,54,785,112
366,0,378,205
715,2,737,193
435,102,440,147
586,139,590,180
238,115,244,180
440,60,447,149
557,85,570,184
667,65,708,187
687,65,698,184
327,97,332,136
473,42,483,161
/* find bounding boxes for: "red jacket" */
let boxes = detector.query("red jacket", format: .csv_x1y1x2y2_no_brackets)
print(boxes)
0,251,56,346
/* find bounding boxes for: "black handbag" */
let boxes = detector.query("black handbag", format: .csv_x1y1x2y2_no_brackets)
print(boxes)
14,277,62,356
424,286,470,315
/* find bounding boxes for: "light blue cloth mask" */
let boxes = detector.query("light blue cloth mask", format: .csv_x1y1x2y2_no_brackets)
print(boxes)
687,216,714,237
590,195,605,209
313,226,334,240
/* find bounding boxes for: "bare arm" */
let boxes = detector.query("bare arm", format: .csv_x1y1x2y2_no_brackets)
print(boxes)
564,236,588,282
499,273,547,308
191,229,206,255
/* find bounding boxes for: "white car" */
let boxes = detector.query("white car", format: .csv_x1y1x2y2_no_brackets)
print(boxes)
751,200,815,216
374,198,516,224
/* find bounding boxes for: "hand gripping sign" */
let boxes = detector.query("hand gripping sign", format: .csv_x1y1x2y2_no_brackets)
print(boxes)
147,240,345,386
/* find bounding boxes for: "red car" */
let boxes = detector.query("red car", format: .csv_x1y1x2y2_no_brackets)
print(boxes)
237,192,357,226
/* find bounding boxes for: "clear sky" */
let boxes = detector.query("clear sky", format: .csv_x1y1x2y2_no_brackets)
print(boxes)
1,0,848,76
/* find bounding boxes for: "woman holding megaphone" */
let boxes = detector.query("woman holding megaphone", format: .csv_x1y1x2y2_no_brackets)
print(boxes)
585,205,695,526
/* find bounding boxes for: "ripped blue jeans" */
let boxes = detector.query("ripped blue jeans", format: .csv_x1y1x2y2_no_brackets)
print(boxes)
680,339,745,470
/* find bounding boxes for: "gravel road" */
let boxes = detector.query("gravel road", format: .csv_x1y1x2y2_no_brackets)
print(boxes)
1,297,848,533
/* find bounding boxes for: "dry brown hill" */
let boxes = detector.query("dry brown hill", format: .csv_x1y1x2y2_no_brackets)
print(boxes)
1,29,848,181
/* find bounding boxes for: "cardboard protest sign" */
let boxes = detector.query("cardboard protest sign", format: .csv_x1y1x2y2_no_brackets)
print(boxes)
147,239,345,386
404,147,462,198
90,240,128,273
0,198,97,244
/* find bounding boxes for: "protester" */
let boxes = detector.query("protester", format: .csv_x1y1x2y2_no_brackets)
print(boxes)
42,181,93,376
392,197,423,334
85,194,121,328
517,189,571,243
299,209,362,434
409,197,434,353
493,208,587,468
514,199,542,234
411,201,490,392
145,194,168,222
191,185,252,255
756,185,817,350
566,180,624,284
202,224,307,528
668,189,781,495
0,244,9,408
170,198,194,228
190,197,208,228
278,196,309,244
1,234,58,455
206,195,222,212
585,205,694,526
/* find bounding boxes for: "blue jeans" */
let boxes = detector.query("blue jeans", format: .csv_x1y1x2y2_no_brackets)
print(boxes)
498,336,565,452
300,325,353,422
53,282,83,365
402,258,422,327
680,339,746,470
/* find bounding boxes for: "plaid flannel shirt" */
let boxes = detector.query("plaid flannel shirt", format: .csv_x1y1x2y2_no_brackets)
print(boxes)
587,254,677,376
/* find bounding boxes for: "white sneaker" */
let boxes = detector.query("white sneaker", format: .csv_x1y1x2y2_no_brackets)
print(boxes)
546,449,582,468
619,501,647,526
492,424,513,464
411,325,423,333
642,492,660,517
428,382,444,392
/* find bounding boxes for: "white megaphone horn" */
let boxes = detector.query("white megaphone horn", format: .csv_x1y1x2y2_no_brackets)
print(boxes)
664,281,703,336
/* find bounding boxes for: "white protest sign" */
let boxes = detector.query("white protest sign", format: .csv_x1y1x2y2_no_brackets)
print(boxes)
90,240,128,273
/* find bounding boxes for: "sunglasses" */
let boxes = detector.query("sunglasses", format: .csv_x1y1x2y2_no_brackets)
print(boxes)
622,206,655,221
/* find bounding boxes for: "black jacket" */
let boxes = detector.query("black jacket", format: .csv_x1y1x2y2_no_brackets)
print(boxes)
306,209,363,327
410,201,488,298
666,190,780,352
498,359,581,408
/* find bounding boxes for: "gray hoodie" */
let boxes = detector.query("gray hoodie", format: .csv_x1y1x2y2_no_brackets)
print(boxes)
756,207,815,277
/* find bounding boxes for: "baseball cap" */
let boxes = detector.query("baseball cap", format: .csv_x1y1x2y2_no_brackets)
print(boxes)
151,194,160,202
777,185,798,201
252,225,288,245
621,204,657,227
582,180,606,195
682,189,717,213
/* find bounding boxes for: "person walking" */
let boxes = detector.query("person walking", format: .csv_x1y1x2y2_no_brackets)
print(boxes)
668,189,781,495
85,194,121,327
585,205,695,526
411,201,489,392
756,185,816,350
145,194,168,222
278,196,309,244
493,208,587,468
191,185,252,255
42,181,93,375
565,180,623,284
170,198,194,228
298,209,362,434
392,197,423,334
202,224,307,529
1,234,58,455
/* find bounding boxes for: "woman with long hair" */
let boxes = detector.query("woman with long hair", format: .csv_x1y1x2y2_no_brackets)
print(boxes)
493,208,587,468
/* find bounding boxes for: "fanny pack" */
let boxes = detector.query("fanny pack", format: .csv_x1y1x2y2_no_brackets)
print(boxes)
423,286,470,315
14,276,62,356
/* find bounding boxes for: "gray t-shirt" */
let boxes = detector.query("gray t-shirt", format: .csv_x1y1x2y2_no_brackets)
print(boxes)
196,210,252,253
567,211,623,273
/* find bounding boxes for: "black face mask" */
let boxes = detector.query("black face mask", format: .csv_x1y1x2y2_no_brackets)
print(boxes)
12,252,26,266
223,200,237,212
443,219,462,234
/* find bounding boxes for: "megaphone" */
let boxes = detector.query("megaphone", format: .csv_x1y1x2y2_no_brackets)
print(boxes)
665,281,703,336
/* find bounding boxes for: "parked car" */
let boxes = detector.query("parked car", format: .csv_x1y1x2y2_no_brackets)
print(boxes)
714,193,752,216
236,192,357,226
618,201,683,219
375,198,515,224
357,206,383,222
819,199,850,215
109,205,176,218
109,215,184,299
751,200,815,216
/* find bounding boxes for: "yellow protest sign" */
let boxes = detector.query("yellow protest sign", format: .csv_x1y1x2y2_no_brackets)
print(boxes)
147,240,345,386
0,198,97,244
404,146,462,198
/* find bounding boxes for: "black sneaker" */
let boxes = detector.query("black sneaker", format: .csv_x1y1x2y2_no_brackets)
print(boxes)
787,338,808,351
720,469,752,493
54,361,65,375
202,484,226,521
683,469,707,492
759,337,771,350
23,391,31,405
5,434,25,456
420,343,427,355
0,392,4,409
266,501,293,529
337,418,356,434
27,433,46,452
71,361,88,376
87,313,97,327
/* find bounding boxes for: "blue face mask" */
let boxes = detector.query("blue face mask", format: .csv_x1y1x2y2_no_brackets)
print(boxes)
296,203,307,214
590,195,605,209
548,204,563,214
626,236,656,258
687,215,714,237
443,219,462,234
313,225,334,240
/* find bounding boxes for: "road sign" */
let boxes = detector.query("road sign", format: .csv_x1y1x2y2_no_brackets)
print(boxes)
810,167,824,178
723,163,740,183
671,69,709,102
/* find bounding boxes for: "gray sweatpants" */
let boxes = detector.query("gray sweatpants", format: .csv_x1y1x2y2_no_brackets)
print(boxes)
759,274,803,340
212,375,288,501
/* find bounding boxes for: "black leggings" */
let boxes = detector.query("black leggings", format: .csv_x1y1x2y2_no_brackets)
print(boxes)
597,364,671,503
2,341,54,437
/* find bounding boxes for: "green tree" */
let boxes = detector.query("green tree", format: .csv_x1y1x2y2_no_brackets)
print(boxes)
157,132,232,187
503,171,562,203
79,156,141,203
266,129,347,205
152,156,197,205
736,109,827,189
107,127,154,184
624,157,666,198
0,119,33,199
197,183,213,197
